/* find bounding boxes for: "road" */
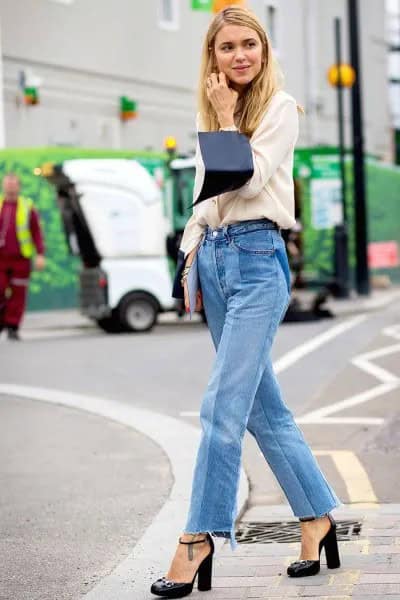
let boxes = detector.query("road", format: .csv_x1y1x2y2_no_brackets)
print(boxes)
0,296,399,599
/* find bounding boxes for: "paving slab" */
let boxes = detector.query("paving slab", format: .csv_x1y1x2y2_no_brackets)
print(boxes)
212,503,400,599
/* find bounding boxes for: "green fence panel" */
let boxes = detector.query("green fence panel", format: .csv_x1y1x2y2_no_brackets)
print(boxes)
294,147,400,285
0,148,169,311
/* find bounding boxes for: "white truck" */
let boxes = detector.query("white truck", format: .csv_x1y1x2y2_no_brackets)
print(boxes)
45,158,179,333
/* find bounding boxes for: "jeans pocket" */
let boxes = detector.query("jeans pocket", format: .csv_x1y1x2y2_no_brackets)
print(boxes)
231,229,275,255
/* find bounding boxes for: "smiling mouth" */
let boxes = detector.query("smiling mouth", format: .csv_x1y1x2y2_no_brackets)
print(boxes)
233,66,250,70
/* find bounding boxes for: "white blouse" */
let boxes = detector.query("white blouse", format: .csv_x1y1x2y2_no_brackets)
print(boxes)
179,89,299,258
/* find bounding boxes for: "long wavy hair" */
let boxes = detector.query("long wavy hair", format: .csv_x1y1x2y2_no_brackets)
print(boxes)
198,6,283,137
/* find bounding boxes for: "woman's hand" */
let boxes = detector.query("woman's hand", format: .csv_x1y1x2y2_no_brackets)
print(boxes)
34,254,46,271
183,281,203,314
206,72,238,128
183,247,203,314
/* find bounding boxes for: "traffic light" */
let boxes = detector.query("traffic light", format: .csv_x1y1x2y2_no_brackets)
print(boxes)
327,64,356,88
212,0,246,12
120,96,138,121
191,0,246,12
24,87,39,105
164,136,177,156
191,0,213,10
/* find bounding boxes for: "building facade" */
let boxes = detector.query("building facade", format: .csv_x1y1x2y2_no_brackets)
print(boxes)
386,0,400,163
0,0,392,158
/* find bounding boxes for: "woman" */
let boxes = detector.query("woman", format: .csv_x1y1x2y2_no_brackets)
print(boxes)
151,7,341,598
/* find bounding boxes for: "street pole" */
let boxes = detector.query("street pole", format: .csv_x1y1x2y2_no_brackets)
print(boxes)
333,17,350,298
348,0,370,295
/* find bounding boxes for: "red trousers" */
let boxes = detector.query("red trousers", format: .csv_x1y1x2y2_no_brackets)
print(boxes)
0,257,31,329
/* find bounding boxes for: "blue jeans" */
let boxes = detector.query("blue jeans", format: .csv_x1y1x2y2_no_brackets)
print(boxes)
184,219,341,549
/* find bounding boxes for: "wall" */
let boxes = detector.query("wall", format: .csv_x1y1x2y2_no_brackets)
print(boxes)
0,0,391,158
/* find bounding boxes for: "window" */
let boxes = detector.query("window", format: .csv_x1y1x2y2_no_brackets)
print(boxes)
264,3,278,49
158,0,179,31
49,0,75,4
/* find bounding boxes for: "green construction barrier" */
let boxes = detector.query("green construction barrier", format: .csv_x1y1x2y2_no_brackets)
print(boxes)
0,148,169,311
294,147,400,285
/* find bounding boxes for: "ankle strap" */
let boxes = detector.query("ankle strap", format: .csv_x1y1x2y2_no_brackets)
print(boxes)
179,537,207,545
179,535,208,561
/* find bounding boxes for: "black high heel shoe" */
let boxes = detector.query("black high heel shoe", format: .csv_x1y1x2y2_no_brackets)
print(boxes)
151,533,214,598
287,514,341,577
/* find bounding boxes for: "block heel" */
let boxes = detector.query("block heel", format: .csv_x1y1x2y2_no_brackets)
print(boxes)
151,533,214,598
323,518,341,569
197,551,213,591
287,514,341,578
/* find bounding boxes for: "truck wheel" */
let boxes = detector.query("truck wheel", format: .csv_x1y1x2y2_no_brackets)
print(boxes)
118,292,159,332
96,313,124,334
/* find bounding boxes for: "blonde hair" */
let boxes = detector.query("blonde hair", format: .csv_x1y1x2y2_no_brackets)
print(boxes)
198,6,283,137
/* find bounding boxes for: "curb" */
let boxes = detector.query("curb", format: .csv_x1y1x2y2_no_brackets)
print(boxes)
322,287,400,317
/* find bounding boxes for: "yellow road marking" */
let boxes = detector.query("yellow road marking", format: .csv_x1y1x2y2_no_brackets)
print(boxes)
314,450,378,504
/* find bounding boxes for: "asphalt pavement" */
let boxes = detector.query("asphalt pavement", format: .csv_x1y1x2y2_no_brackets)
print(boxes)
0,394,172,600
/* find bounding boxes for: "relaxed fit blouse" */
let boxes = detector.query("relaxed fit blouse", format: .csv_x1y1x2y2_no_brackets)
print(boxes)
180,90,299,258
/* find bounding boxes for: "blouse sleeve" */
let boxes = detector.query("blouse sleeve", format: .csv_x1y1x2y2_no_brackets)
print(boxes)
178,114,206,258
238,98,299,200
179,213,205,259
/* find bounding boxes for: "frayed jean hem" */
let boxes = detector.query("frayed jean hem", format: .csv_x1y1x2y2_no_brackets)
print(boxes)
212,527,238,551
295,498,343,521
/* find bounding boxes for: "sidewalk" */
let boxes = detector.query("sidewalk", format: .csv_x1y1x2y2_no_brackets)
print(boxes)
292,285,400,318
210,504,400,599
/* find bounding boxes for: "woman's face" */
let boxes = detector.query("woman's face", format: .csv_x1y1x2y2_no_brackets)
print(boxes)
213,24,264,91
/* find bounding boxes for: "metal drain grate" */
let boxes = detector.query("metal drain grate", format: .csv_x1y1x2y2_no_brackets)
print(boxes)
236,520,362,544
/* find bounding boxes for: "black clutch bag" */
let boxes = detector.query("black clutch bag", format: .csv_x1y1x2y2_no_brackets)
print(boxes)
172,249,186,300
193,130,254,205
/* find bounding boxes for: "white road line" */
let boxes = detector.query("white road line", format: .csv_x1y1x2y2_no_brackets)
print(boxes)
274,314,367,374
351,343,400,384
297,382,399,423
297,416,385,425
0,383,248,600
315,450,378,504
383,324,400,340
299,322,400,425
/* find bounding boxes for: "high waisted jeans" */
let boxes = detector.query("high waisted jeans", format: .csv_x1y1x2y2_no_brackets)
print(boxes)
184,218,341,549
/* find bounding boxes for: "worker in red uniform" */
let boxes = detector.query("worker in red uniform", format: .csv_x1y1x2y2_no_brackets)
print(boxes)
0,173,45,340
